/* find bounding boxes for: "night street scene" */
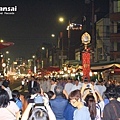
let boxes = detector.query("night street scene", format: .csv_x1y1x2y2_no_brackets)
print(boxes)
0,0,120,120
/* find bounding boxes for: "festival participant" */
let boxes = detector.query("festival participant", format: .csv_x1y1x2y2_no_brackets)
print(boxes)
11,90,23,111
69,89,91,120
103,87,120,120
70,79,82,93
50,85,68,120
63,101,76,120
96,79,106,97
64,78,73,95
50,77,57,93
2,79,12,100
28,76,40,94
21,92,56,120
0,88,21,120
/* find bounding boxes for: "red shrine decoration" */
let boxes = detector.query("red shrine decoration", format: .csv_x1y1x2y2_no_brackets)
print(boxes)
82,51,90,81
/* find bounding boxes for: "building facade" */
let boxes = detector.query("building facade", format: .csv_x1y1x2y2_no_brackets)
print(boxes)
109,0,120,60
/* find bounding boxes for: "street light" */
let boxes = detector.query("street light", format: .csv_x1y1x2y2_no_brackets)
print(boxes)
41,46,45,49
6,51,9,54
59,17,64,22
41,47,45,68
51,34,55,38
58,17,64,68
32,55,36,73
2,62,6,76
0,39,4,42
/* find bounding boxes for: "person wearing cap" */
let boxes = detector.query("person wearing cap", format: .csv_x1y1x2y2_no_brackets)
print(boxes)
21,92,56,120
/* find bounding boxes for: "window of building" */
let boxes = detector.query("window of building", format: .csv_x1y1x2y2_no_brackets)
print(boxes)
98,48,103,60
106,26,110,38
118,1,120,12
114,1,120,12
117,42,120,52
117,22,120,33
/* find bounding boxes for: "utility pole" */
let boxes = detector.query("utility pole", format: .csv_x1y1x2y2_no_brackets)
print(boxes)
91,0,95,49
91,0,95,62
68,20,71,60
60,32,64,68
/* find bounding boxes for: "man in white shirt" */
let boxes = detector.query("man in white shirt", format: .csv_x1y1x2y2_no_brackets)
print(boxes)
64,78,73,95
70,79,82,93
96,79,106,97
50,77,57,93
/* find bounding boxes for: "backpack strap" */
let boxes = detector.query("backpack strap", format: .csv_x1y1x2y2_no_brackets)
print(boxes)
6,108,16,117
96,103,101,117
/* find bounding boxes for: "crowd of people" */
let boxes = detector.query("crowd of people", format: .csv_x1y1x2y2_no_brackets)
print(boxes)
0,75,120,120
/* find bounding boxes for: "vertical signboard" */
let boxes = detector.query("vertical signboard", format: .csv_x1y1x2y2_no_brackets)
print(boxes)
82,51,90,81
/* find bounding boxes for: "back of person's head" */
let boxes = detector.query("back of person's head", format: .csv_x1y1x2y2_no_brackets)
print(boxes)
46,91,55,99
85,94,95,105
28,108,49,120
84,77,89,83
116,85,120,97
85,94,96,120
105,87,117,99
0,88,9,107
51,77,57,83
69,89,81,101
90,78,96,83
31,85,41,95
2,79,10,88
54,85,63,96
12,90,20,98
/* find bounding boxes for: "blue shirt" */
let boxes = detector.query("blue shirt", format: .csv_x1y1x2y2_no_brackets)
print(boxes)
50,96,68,120
73,106,91,120
64,102,76,120
16,98,22,110
104,98,109,105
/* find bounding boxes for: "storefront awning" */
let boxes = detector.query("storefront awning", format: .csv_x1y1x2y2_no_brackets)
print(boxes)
65,60,120,72
0,42,14,49
46,66,60,72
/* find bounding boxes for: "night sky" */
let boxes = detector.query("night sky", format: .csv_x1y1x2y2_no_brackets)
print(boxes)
0,0,109,61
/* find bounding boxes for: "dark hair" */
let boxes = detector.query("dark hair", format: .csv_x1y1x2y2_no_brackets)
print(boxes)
84,77,88,82
104,87,117,99
54,85,63,96
12,90,20,98
46,91,55,99
2,80,10,88
51,77,57,82
116,85,120,97
85,94,96,120
0,88,9,107
69,89,81,101
12,90,20,102
31,86,41,95
28,108,49,120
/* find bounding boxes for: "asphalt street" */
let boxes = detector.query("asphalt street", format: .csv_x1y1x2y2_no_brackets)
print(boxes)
10,79,29,96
